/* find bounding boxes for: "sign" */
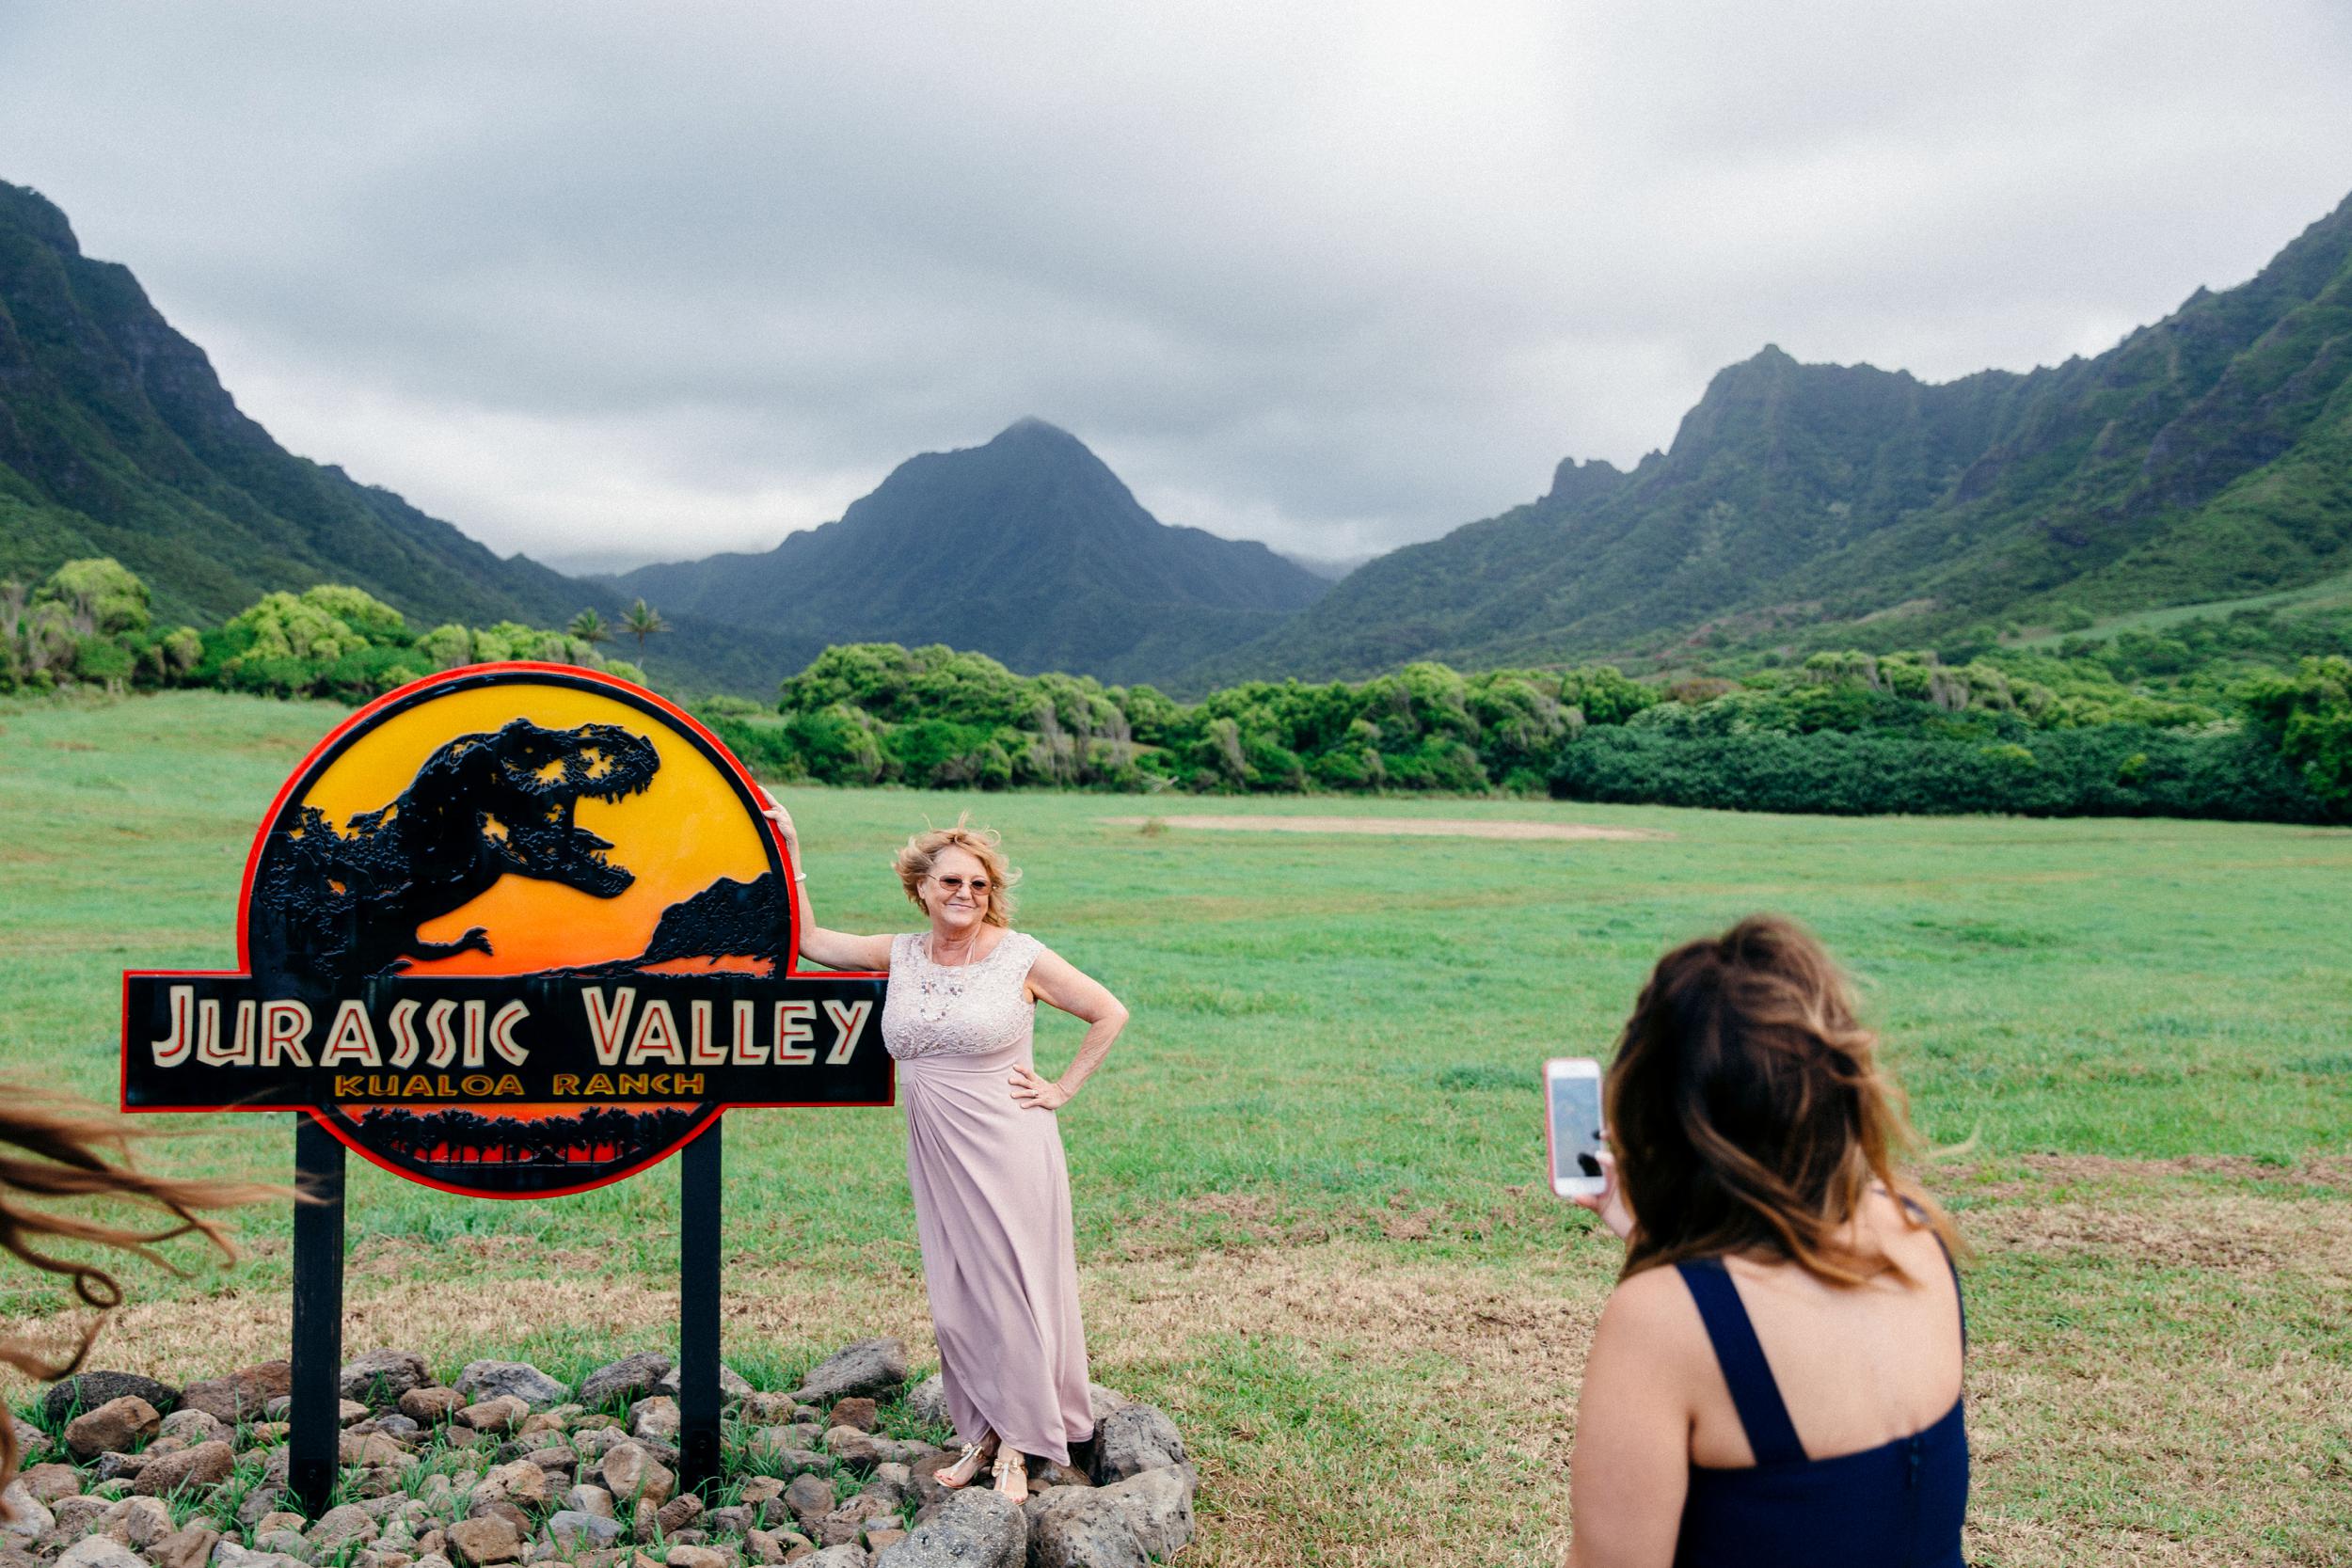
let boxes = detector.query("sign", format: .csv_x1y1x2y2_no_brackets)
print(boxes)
120,663,890,1197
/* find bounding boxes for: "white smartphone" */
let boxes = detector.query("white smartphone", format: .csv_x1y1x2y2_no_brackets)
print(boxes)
1544,1057,1608,1198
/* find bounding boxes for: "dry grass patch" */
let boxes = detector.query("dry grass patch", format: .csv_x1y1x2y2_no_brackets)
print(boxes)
1104,814,1667,843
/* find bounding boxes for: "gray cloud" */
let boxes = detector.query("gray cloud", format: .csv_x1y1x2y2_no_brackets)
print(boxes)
5,1,2349,571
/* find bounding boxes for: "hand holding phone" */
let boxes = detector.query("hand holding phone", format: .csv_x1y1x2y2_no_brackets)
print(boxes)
1546,1057,1633,1238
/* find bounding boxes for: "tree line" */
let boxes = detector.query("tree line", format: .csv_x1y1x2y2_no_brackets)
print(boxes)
0,557,656,703
8,558,2344,823
697,638,2350,823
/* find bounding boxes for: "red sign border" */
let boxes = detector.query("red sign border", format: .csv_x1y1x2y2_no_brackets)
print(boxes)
118,660,891,1198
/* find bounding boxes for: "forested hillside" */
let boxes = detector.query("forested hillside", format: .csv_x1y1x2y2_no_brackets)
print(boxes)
1203,188,2352,683
0,180,790,693
612,418,1329,686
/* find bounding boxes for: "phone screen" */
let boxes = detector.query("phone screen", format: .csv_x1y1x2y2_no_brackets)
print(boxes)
1549,1070,1605,1186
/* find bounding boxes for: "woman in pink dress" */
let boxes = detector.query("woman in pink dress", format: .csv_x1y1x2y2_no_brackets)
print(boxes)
758,797,1128,1502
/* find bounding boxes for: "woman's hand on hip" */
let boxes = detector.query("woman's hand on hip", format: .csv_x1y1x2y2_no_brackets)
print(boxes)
1009,1066,1070,1111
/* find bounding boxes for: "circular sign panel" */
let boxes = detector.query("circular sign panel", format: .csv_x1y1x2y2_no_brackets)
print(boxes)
121,664,890,1197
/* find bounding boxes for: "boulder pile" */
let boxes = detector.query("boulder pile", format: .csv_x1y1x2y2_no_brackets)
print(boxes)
2,1341,1195,1568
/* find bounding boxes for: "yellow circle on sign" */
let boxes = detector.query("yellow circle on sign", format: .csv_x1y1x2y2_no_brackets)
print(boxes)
297,681,770,976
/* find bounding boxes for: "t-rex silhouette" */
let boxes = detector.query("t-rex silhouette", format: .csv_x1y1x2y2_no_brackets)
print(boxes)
251,717,662,986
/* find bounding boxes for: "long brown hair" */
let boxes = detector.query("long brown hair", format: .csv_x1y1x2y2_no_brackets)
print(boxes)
1,1087,278,1501
1606,916,1958,1287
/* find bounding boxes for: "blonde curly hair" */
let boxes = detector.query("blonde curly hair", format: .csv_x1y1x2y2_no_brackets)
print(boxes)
894,814,1019,928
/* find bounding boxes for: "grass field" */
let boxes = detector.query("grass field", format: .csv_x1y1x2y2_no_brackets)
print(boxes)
3,689,2349,1566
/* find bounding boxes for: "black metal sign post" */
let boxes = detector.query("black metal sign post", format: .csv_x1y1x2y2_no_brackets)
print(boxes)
289,1117,347,1515
678,1117,723,1494
116,667,893,1517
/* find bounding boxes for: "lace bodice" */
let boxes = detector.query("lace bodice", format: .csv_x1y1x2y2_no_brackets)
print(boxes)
882,929,1043,1061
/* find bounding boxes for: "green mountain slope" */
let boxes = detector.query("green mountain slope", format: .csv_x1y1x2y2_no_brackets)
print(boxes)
1201,188,2352,682
611,417,1329,686
0,179,791,694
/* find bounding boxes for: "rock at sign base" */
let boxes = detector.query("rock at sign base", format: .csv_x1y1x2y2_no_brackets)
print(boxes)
782,1473,835,1528
42,1372,180,1426
1084,1384,1129,1427
454,1362,570,1412
310,1504,380,1549
0,1482,54,1542
401,1387,466,1425
799,1550,869,1568
149,1523,218,1568
17,1465,81,1505
791,1339,908,1406
577,1353,673,1412
102,1495,173,1546
1086,1403,1186,1485
456,1396,531,1434
7,1416,45,1467
663,1547,731,1568
628,1396,681,1444
157,1409,228,1447
563,1484,616,1520
54,1540,148,1568
131,1438,233,1497
826,1399,879,1433
652,1363,753,1402
652,1495,703,1535
871,1487,1025,1568
1022,1465,1196,1568
65,1396,161,1461
598,1442,675,1509
445,1515,525,1568
900,1376,947,1430
548,1513,625,1550
180,1361,293,1425
214,1547,309,1568
341,1350,433,1407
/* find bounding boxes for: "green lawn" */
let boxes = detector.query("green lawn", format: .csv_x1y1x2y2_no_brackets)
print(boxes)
3,690,2347,1566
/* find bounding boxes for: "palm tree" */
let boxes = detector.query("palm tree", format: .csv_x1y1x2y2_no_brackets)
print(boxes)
569,609,611,646
622,599,668,656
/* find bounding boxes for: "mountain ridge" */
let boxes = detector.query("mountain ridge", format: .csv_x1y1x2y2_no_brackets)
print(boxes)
1190,188,2352,683
0,178,797,693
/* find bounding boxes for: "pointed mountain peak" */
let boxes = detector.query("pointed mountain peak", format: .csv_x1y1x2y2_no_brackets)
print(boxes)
1543,456,1626,509
989,415,1084,447
0,180,84,256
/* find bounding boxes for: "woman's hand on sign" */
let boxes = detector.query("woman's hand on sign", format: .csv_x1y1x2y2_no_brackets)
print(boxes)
755,787,799,847
1574,1151,1635,1241
1009,1065,1071,1112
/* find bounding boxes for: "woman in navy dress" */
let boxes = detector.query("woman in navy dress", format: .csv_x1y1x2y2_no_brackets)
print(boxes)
1566,917,1968,1568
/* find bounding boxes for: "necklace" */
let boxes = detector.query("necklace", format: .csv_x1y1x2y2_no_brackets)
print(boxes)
914,929,989,1022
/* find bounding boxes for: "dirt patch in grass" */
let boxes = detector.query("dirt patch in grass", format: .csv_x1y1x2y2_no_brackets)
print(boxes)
1104,814,1667,842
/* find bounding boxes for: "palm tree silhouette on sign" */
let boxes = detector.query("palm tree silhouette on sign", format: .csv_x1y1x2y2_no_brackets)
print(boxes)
623,599,667,656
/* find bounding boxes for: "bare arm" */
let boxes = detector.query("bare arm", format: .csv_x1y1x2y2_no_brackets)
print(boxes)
1566,1272,1694,1568
1010,944,1128,1111
757,792,893,972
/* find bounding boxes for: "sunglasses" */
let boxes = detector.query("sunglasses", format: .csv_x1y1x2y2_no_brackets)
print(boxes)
931,875,992,895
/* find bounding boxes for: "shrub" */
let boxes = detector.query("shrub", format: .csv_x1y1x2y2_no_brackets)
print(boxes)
1549,724,2328,823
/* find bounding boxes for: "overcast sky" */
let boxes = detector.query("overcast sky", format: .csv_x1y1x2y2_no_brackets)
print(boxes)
5,3,2350,575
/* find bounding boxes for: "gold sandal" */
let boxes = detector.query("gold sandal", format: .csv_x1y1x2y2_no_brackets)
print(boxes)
991,1447,1028,1504
938,1442,987,1490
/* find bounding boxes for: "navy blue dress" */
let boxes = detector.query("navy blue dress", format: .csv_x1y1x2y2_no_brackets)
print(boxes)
1671,1251,1969,1568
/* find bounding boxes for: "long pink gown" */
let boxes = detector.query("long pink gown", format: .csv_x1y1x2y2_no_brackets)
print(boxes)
882,929,1094,1464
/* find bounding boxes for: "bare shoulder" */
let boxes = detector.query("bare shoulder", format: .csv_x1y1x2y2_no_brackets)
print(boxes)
1864,1186,1958,1278
1594,1263,1705,1358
